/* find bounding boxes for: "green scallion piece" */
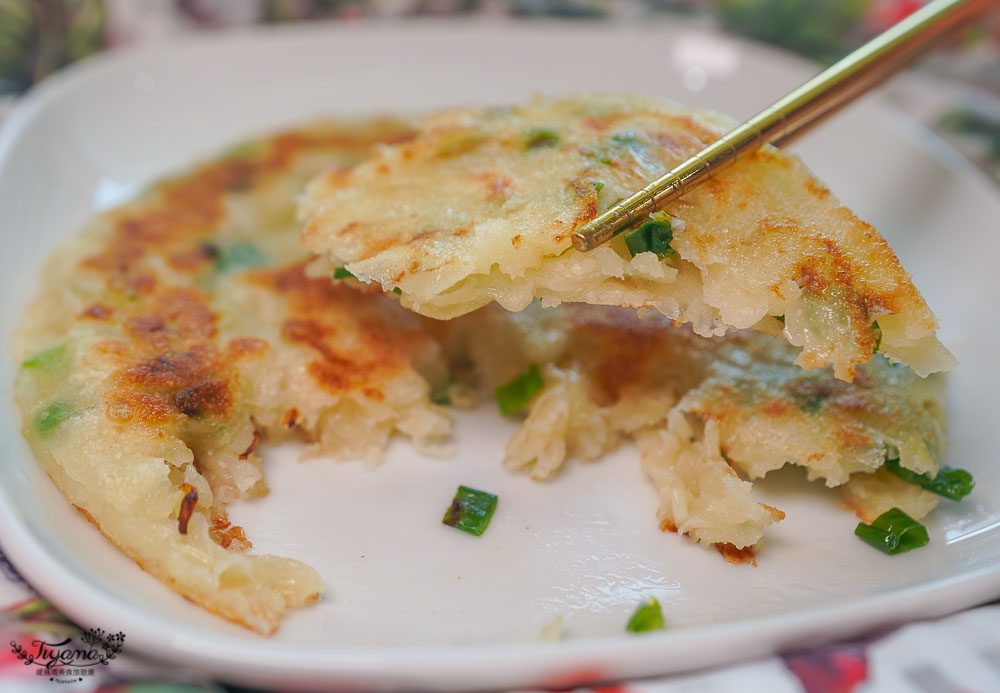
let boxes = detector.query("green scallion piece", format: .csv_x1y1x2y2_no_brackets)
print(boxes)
36,400,74,439
611,131,639,146
442,485,498,536
594,182,604,193
624,219,675,259
525,127,559,149
626,597,664,633
872,320,882,353
391,287,402,295
430,378,453,406
495,363,545,416
215,242,265,272
22,343,67,372
333,267,355,280
855,507,929,555
885,457,974,501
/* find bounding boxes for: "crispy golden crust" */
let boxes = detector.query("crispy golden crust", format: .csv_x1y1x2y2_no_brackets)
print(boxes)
302,93,954,381
13,119,449,634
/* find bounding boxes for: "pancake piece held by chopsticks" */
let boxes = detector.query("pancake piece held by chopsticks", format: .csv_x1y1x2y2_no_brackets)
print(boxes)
301,93,955,381
13,119,451,634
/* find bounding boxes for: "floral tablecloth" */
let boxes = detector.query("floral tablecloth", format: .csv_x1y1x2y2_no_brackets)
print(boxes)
2,1,999,692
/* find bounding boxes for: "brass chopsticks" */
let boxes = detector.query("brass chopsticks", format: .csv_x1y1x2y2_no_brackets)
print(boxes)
572,0,997,253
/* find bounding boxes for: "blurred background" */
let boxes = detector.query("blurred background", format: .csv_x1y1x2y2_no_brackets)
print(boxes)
0,0,997,181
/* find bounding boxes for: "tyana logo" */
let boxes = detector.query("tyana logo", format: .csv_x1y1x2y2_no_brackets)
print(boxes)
9,628,124,683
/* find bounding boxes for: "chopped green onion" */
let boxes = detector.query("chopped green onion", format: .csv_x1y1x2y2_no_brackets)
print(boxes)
855,507,929,555
525,127,559,149
430,379,453,406
594,182,604,193
36,400,73,438
624,219,675,259
215,242,265,272
333,267,355,280
22,343,67,372
599,156,612,165
775,315,785,324
611,131,639,146
872,320,882,353
391,287,402,295
885,457,974,501
495,363,545,416
442,485,498,536
626,597,664,633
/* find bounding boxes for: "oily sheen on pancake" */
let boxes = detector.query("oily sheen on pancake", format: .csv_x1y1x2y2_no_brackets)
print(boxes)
301,93,955,382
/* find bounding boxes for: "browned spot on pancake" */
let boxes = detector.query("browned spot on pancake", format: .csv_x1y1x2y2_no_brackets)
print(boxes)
125,314,167,337
214,523,250,550
335,221,360,238
106,390,175,424
568,177,595,199
804,178,830,199
451,227,470,238
282,319,340,361
239,429,261,460
94,339,128,355
107,271,157,297
511,234,522,247
654,131,704,159
80,303,112,320
177,484,198,535
703,179,727,201
282,408,299,429
169,244,216,271
659,519,678,533
121,346,215,390
226,336,268,359
715,542,757,566
762,399,790,417
153,289,218,340
582,115,612,131
356,233,407,262
249,262,423,396
835,423,872,449
174,379,231,418
307,360,354,392
475,171,513,201
363,387,385,401
567,197,598,234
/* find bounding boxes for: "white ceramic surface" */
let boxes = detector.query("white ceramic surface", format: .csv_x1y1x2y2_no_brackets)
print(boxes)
1,20,999,692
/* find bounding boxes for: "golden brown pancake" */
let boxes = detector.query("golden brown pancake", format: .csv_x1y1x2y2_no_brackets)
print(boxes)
13,120,451,633
301,93,955,381
14,113,953,634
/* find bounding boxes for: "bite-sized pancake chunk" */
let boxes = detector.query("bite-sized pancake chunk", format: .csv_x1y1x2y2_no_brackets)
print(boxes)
301,93,954,381
436,303,947,556
13,120,449,634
